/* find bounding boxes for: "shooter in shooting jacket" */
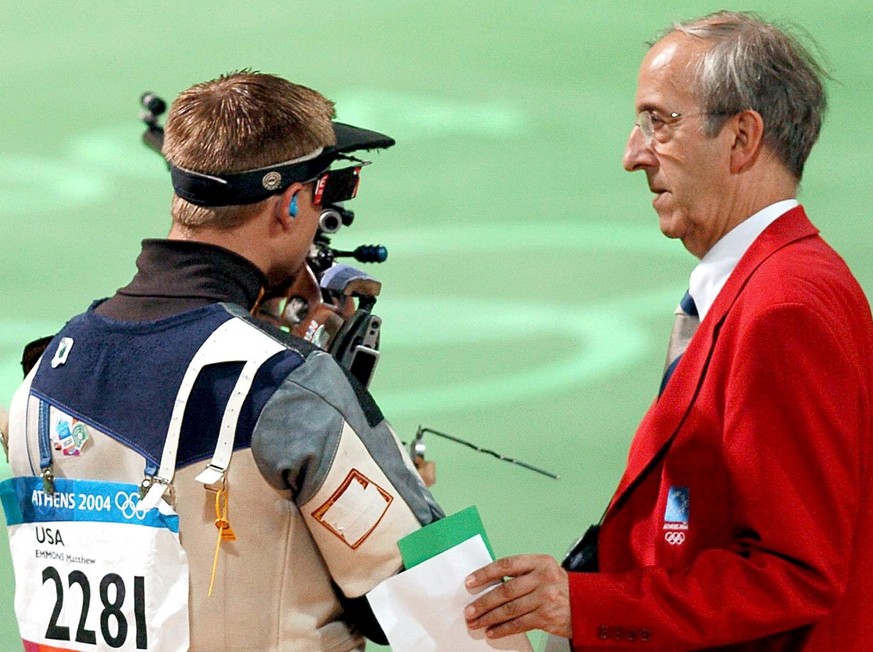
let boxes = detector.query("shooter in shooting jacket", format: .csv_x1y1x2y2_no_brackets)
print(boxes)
1,71,443,652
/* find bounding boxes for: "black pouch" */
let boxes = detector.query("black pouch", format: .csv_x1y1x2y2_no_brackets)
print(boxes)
561,524,600,572
21,335,54,376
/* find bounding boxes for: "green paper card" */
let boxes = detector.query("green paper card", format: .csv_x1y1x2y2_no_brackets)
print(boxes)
399,505,495,569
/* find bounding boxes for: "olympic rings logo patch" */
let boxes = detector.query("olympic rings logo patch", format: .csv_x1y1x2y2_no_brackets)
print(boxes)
115,491,146,520
664,531,686,545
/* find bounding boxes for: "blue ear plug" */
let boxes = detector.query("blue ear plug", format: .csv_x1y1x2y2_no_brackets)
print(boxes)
289,195,298,218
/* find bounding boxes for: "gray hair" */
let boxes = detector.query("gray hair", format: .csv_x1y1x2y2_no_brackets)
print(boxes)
667,11,828,180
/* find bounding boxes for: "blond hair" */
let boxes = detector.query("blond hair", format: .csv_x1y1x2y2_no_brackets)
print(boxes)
163,71,336,229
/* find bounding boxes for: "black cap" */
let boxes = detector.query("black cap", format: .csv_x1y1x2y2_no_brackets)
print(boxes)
170,121,395,207
329,122,395,155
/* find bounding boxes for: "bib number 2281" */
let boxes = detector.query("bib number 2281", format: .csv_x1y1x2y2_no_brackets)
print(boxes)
42,565,147,649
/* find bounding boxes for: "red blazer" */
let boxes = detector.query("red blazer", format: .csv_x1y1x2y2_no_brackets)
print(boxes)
569,207,873,651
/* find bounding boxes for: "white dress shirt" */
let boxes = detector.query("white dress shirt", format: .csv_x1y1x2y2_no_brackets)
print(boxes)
688,199,799,321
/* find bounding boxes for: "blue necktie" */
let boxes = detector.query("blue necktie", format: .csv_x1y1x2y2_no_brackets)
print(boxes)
659,290,699,396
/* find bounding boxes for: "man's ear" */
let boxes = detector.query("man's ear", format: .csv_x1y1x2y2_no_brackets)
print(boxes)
275,183,306,230
729,109,765,174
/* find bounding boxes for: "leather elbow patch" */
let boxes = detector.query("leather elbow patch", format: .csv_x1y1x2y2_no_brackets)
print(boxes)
311,468,393,549
301,421,420,596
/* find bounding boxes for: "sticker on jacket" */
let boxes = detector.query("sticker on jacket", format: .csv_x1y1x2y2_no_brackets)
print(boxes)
663,485,689,546
51,417,91,457
311,469,393,549
51,337,74,368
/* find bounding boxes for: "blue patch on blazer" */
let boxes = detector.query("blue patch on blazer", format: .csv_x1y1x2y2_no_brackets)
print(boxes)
664,486,689,524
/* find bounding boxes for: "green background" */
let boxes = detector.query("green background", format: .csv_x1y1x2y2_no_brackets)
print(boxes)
2,2,872,650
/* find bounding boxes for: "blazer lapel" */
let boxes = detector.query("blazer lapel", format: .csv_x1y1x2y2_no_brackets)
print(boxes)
606,206,819,513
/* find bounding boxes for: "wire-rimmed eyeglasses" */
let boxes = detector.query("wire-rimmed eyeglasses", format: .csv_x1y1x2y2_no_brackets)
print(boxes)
635,109,733,146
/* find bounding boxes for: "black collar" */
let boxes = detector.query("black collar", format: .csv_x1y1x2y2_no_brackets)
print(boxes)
95,239,268,321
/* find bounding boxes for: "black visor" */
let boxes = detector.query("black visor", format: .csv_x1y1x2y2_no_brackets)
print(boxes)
170,122,394,207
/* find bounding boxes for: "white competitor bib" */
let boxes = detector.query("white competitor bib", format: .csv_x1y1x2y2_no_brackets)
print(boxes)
0,476,189,652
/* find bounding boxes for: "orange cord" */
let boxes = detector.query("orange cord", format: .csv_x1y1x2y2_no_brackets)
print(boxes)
208,485,236,597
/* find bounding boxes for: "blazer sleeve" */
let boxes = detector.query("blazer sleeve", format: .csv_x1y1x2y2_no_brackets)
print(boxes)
568,299,868,650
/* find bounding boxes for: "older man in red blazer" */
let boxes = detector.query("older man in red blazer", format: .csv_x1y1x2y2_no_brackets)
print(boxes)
465,11,873,651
